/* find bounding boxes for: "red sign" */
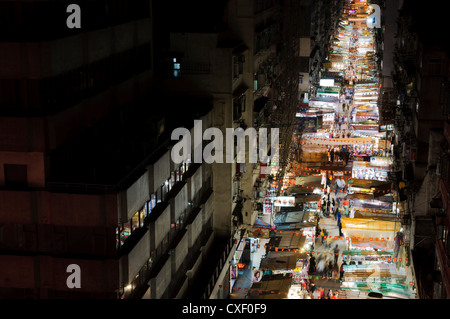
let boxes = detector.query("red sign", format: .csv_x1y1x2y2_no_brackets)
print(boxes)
263,197,272,215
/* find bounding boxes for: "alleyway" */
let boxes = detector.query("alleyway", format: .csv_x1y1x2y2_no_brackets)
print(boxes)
229,0,415,300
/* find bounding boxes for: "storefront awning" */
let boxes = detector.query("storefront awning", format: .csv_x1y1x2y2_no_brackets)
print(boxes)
254,217,273,229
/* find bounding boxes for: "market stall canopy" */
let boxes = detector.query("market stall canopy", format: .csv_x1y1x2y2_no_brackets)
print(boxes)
274,210,312,227
260,251,307,270
341,218,396,251
292,194,321,202
248,227,271,239
349,179,391,189
341,218,396,232
254,217,274,229
301,136,373,146
347,192,392,200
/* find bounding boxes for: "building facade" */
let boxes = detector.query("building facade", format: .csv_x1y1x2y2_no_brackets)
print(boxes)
392,0,450,299
0,0,308,299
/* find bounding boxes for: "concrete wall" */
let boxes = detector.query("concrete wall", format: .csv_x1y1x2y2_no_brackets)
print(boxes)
191,208,203,245
155,205,171,247
126,173,150,220
300,37,311,57
153,151,171,191
191,168,203,200
0,118,46,152
0,255,119,294
155,258,171,298
127,231,150,281
174,232,189,271
175,186,188,221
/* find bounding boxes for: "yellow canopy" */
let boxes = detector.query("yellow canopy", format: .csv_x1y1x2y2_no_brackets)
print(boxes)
341,218,396,232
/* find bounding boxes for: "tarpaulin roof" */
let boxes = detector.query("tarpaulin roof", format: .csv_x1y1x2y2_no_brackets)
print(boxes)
254,217,274,229
341,218,397,232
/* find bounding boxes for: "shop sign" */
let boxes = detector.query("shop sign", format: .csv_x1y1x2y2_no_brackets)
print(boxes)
370,156,393,167
263,197,272,215
379,124,394,132
273,196,295,207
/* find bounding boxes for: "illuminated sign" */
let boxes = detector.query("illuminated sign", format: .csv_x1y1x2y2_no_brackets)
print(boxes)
273,196,296,207
370,157,393,167
320,79,335,87
263,197,272,215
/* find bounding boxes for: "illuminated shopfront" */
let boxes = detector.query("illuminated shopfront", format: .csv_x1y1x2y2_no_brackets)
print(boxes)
352,160,390,181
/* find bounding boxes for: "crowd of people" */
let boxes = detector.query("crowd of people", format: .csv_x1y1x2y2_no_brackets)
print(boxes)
304,240,347,299
295,280,340,299
327,145,351,166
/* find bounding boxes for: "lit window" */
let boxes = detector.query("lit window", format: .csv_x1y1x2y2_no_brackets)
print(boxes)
173,58,181,78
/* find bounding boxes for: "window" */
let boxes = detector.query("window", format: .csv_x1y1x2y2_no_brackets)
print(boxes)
170,172,176,188
4,164,28,188
233,95,246,121
121,222,131,246
150,193,156,210
233,55,245,79
140,204,147,227
173,58,181,78
131,213,139,232
233,57,240,79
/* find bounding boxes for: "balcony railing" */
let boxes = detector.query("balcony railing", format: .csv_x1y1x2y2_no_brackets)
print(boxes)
120,176,213,299
201,236,235,299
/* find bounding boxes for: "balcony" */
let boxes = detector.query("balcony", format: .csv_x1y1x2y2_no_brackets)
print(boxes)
119,174,213,299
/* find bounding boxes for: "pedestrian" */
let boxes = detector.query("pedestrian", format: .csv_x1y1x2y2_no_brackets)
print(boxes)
338,220,343,238
326,234,333,249
309,255,317,274
317,257,326,275
320,229,325,244
333,244,340,265
301,280,307,291
321,171,327,187
313,288,321,299
331,292,339,299
310,281,316,294
327,260,333,279
340,261,346,282
337,209,341,226
320,288,325,299
326,289,333,299
350,207,355,218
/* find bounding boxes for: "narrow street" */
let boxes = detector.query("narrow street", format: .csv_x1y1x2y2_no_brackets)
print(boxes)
230,0,416,300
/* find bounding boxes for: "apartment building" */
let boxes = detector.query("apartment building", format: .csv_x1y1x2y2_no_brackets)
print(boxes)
0,0,217,299
0,0,305,299
392,0,450,298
